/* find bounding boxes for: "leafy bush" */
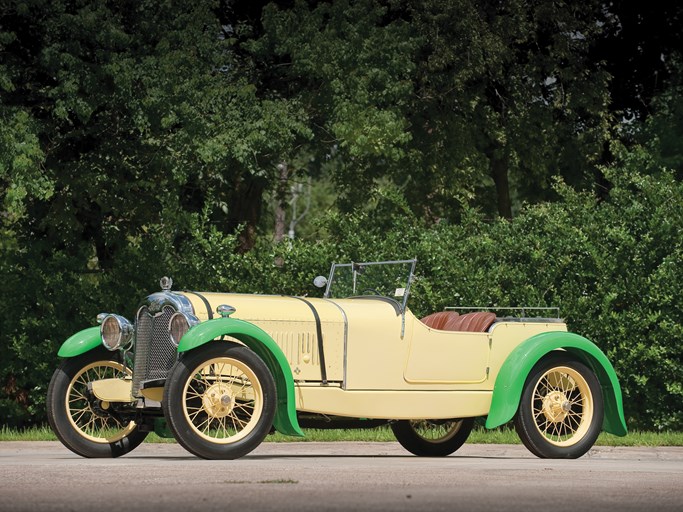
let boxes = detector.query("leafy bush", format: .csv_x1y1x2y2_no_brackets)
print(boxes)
1,158,681,430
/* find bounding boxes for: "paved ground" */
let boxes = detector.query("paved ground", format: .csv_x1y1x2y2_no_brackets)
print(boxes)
0,441,681,512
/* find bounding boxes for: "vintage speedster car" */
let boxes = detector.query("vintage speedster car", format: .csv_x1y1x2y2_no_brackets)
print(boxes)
47,259,627,460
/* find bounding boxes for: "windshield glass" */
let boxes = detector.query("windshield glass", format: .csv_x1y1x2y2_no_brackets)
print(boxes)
323,259,416,310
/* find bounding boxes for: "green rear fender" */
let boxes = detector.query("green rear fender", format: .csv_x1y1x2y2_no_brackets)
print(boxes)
485,331,627,436
57,326,102,357
177,317,304,438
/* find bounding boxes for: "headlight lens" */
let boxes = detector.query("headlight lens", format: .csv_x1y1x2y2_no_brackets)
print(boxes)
100,314,134,351
169,312,193,347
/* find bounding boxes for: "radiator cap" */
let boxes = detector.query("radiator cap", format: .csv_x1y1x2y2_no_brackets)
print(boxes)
160,276,173,291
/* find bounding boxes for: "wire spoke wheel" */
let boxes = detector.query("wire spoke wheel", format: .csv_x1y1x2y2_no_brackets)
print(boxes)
392,417,474,456
163,343,276,460
531,366,593,446
47,348,148,458
66,361,136,443
514,353,603,459
183,357,263,444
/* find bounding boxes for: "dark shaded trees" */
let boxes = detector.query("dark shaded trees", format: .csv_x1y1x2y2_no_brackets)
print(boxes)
1,0,683,429
246,0,614,221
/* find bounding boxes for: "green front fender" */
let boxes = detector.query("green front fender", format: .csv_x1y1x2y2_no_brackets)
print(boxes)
177,317,304,438
485,331,627,436
57,326,102,357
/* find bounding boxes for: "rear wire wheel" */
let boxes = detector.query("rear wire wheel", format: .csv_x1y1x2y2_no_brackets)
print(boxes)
391,418,475,456
514,353,603,459
163,342,276,460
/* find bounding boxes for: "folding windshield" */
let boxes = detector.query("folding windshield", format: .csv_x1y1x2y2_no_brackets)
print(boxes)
323,259,416,312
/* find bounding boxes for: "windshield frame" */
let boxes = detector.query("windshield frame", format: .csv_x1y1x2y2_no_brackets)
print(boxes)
322,259,417,313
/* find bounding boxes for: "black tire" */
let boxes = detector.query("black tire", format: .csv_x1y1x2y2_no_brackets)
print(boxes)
391,418,475,456
163,342,277,460
46,347,148,458
514,352,604,459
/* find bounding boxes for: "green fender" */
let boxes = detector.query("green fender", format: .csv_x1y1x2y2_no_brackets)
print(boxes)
485,331,627,436
57,326,102,357
177,317,304,438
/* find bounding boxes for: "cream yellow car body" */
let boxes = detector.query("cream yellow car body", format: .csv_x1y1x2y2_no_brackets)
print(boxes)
179,293,566,420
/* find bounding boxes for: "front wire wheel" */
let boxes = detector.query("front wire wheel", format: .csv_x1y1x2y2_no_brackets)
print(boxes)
391,417,475,456
514,353,604,459
46,347,147,458
163,343,276,460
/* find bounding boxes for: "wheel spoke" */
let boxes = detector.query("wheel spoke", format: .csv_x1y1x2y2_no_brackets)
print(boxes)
231,413,248,429
196,416,212,433
567,412,582,430
187,408,204,423
71,408,89,425
229,413,240,434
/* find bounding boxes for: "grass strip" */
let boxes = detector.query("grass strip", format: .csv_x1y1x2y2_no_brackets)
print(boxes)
2,425,682,446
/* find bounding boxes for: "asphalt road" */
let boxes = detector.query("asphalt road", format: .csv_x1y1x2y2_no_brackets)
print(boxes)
0,441,681,512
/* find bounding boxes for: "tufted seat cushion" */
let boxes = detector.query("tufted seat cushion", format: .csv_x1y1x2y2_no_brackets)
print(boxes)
420,311,496,333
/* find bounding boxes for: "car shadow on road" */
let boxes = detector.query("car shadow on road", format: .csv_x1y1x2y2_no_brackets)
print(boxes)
95,454,525,462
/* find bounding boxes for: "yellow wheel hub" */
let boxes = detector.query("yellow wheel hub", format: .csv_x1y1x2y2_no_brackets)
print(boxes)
202,383,235,419
542,392,571,423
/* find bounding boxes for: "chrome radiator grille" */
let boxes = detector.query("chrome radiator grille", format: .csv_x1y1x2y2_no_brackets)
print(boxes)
131,304,177,397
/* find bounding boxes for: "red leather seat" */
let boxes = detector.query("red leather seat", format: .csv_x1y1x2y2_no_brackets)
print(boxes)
420,311,458,330
421,311,496,333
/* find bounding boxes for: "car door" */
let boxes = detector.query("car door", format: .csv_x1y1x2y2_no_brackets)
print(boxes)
403,317,491,385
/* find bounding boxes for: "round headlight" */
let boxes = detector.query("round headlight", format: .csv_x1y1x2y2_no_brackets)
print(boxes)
169,312,191,347
100,314,134,351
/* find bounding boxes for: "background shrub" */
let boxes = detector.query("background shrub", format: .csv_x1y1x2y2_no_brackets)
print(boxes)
1,165,681,430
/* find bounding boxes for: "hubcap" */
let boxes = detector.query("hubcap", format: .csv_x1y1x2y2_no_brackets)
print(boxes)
202,383,235,418
542,392,570,422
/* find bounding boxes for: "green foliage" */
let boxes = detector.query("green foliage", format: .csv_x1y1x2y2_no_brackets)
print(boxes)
2,144,683,430
252,0,420,212
253,0,613,220
1,1,682,432
639,67,683,177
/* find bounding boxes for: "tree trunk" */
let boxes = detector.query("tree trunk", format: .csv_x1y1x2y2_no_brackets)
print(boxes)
274,162,288,243
491,152,512,219
229,176,266,253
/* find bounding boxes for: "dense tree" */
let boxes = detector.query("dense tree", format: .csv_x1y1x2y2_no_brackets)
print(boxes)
0,0,311,257
0,0,309,422
1,0,683,429
250,0,613,221
593,1,683,123
410,0,615,218
249,0,418,218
